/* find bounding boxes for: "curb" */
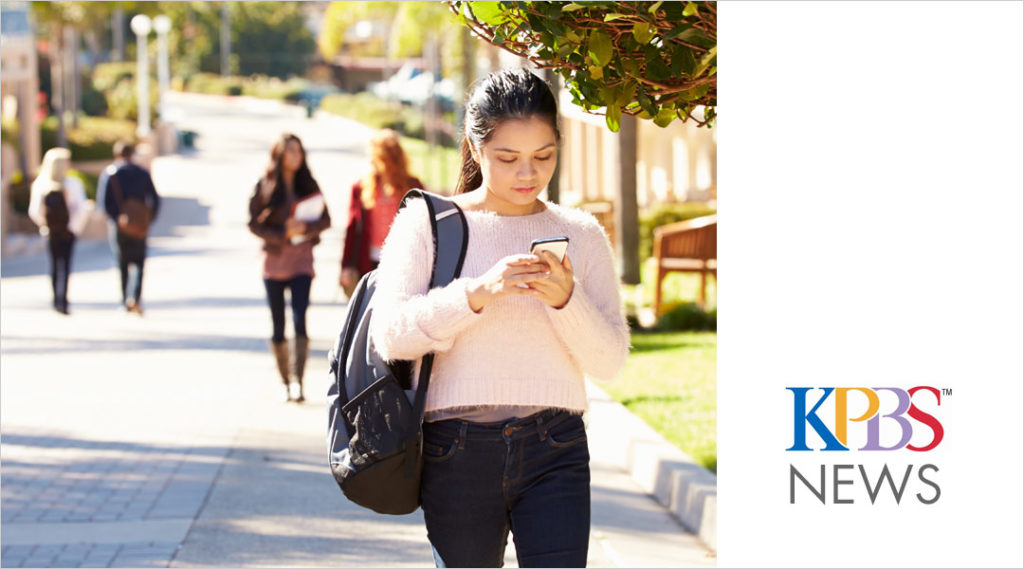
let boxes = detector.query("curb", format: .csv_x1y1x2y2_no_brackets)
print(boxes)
586,380,717,551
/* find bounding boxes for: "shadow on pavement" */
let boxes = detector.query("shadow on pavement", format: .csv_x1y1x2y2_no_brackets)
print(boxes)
1,430,231,526
149,197,212,238
0,333,269,355
1,197,213,279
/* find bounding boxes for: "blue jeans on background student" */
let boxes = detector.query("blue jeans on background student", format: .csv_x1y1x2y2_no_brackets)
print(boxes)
116,231,147,308
263,274,312,342
421,409,591,568
47,233,75,313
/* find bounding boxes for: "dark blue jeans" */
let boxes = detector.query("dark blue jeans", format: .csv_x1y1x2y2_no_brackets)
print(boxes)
115,231,147,305
262,274,312,343
47,233,75,310
421,409,591,568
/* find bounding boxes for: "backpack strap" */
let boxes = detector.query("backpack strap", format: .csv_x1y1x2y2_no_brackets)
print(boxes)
398,189,468,422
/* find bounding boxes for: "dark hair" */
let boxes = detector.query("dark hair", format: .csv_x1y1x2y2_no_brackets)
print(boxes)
455,68,560,194
262,133,320,206
114,140,134,160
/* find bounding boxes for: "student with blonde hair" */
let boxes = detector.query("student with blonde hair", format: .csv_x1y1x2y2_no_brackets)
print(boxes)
339,129,424,296
28,147,89,315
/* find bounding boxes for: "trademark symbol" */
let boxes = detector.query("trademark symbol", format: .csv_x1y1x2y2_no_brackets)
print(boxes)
942,388,953,397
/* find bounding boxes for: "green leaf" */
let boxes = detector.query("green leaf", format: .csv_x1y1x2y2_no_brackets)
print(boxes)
637,90,657,116
622,57,641,77
633,22,655,45
693,45,717,77
469,1,505,26
672,46,697,76
600,86,619,106
683,2,699,17
588,64,604,80
645,47,671,81
619,83,637,106
654,107,676,128
491,28,506,44
588,31,613,67
604,13,629,22
648,1,665,14
562,2,587,11
676,28,716,49
664,23,694,41
680,83,710,102
606,103,622,132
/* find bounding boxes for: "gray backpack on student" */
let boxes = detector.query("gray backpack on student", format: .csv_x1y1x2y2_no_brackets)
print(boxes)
327,190,467,514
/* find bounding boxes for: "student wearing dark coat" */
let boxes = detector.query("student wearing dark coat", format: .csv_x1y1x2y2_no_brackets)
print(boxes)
102,142,160,315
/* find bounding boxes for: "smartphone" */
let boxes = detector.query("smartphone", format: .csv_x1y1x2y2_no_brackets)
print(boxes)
530,236,570,263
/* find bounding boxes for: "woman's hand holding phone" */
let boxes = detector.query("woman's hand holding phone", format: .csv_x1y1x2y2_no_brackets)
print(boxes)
466,254,549,313
465,251,574,313
530,249,574,309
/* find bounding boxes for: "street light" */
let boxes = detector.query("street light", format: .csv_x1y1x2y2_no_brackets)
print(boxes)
153,15,171,118
130,14,152,137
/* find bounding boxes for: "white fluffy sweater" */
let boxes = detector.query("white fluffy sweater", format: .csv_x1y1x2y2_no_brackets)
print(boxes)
370,199,630,416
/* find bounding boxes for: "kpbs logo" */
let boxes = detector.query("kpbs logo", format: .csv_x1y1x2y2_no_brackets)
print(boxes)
786,386,949,505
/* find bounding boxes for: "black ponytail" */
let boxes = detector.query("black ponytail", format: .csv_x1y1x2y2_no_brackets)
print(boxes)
454,68,560,194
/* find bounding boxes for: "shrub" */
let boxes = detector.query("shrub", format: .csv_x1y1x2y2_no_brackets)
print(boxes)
91,62,135,92
320,92,404,131
41,116,137,163
90,62,156,121
242,75,309,101
656,302,716,332
1,118,19,150
320,93,458,148
638,202,717,261
7,170,30,214
80,80,109,117
186,73,241,96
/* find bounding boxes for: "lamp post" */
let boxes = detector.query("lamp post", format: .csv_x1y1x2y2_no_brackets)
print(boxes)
153,15,171,118
130,14,152,138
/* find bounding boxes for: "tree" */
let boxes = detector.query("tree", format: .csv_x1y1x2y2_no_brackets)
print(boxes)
317,1,473,78
156,1,315,79
232,2,316,78
448,0,716,132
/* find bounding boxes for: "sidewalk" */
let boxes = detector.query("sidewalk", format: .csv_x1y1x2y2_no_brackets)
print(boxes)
1,92,714,568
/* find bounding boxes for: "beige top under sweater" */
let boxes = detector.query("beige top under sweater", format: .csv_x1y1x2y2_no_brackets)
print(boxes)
370,199,630,419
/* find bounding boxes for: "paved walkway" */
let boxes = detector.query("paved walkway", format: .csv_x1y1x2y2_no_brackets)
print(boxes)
0,92,714,568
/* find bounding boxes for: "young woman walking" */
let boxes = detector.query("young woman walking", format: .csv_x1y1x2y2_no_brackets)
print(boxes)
370,68,629,568
28,147,89,315
339,128,425,298
248,133,331,403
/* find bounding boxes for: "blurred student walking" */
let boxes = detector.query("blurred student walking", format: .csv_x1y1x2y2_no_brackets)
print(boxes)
248,133,331,403
102,142,160,315
339,129,424,297
28,148,89,315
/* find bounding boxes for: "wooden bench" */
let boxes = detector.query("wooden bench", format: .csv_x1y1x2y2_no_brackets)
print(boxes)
653,214,717,315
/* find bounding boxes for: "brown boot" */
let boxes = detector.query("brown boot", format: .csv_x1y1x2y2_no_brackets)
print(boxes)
270,340,292,402
291,336,309,403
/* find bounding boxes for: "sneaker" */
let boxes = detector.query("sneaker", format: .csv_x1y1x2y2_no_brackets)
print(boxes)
288,382,303,402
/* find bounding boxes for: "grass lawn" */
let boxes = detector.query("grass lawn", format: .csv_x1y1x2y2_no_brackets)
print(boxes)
602,330,717,473
399,136,460,194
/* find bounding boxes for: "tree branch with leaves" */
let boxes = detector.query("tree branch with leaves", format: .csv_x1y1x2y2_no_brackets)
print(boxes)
448,0,716,132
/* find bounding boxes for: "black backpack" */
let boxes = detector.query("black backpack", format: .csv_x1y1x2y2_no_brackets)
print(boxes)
43,187,71,237
327,189,467,515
